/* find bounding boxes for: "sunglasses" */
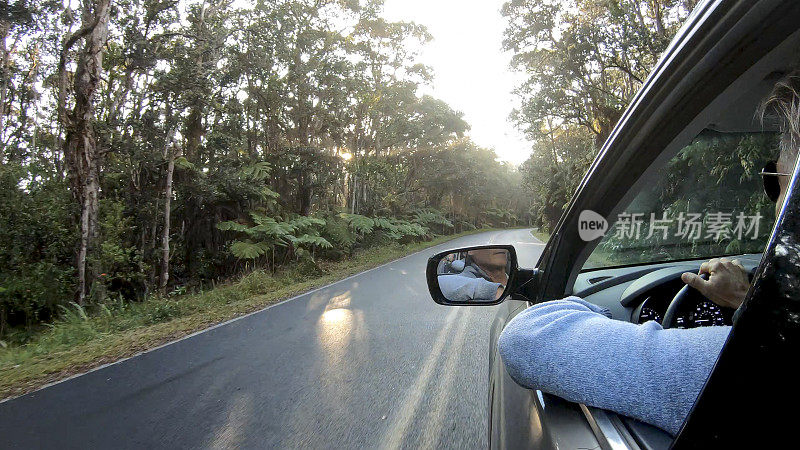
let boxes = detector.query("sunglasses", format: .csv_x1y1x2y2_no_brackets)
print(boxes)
760,161,791,202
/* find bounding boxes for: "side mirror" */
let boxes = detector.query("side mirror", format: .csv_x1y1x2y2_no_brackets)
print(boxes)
427,245,533,306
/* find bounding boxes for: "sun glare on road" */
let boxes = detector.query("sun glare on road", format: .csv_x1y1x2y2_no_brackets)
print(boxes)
319,308,352,326
316,290,364,400
317,291,357,346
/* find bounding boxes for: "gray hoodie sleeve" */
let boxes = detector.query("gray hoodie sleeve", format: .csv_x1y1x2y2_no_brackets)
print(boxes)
498,297,730,435
438,274,501,302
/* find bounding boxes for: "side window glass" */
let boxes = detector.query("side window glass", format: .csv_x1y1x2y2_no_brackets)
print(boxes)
584,131,779,269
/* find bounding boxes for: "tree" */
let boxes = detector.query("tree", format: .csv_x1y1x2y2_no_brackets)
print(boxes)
505,0,698,229
57,0,112,304
159,106,178,294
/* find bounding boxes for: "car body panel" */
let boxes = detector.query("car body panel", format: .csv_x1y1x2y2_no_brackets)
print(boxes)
488,300,600,449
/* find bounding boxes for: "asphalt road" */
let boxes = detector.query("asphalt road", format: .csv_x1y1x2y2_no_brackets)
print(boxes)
0,228,544,449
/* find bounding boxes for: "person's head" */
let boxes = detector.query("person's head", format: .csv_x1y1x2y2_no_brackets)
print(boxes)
761,70,800,215
467,248,509,272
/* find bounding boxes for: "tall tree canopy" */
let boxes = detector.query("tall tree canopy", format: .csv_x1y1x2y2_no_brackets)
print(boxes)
503,0,699,228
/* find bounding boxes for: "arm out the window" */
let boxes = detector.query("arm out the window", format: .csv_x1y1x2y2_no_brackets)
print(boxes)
497,297,730,435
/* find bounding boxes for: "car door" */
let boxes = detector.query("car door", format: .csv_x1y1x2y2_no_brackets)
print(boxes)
488,1,800,449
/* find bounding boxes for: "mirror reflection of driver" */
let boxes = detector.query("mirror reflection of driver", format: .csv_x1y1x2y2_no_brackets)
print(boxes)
498,71,800,437
438,249,509,302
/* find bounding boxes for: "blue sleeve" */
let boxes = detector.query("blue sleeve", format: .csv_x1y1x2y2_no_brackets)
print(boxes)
438,275,500,302
497,297,730,436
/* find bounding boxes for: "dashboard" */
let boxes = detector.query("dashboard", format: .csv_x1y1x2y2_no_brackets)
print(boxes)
630,277,733,327
571,254,760,328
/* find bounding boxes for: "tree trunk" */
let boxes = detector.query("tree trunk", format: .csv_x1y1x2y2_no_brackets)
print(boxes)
299,184,312,216
351,172,357,214
58,0,112,304
160,124,178,294
147,198,159,291
185,106,203,161
183,0,218,163
0,20,10,139
649,1,666,38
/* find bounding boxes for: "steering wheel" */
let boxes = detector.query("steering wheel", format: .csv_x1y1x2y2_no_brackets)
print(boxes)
662,273,709,329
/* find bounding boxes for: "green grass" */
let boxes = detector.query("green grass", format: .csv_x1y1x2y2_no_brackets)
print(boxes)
530,228,551,243
0,229,492,400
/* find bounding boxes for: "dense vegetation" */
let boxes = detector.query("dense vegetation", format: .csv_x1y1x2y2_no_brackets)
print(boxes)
0,0,723,344
503,0,702,229
1,0,530,340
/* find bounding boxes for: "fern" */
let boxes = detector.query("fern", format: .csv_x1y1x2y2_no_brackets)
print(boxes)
217,221,249,232
374,217,429,240
412,208,454,228
250,222,292,237
250,213,277,227
257,187,280,202
240,161,272,180
57,302,89,322
174,156,196,171
290,234,333,249
70,302,88,321
373,217,393,230
222,213,330,260
230,241,269,259
288,216,326,230
339,213,374,234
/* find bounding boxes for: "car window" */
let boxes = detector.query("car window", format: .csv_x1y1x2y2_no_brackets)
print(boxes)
582,130,779,270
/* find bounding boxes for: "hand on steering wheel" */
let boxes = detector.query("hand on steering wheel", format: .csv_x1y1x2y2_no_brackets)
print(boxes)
663,273,709,329
680,258,750,309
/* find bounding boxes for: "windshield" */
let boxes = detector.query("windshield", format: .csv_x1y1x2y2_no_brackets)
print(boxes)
583,130,779,270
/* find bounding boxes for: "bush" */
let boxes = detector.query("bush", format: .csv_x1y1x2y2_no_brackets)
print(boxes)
144,300,182,325
317,211,356,259
0,167,76,336
92,200,148,301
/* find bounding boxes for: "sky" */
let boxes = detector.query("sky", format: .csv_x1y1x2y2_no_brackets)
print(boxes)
382,0,534,165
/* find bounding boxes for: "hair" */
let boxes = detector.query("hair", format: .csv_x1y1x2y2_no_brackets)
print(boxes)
760,70,800,167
